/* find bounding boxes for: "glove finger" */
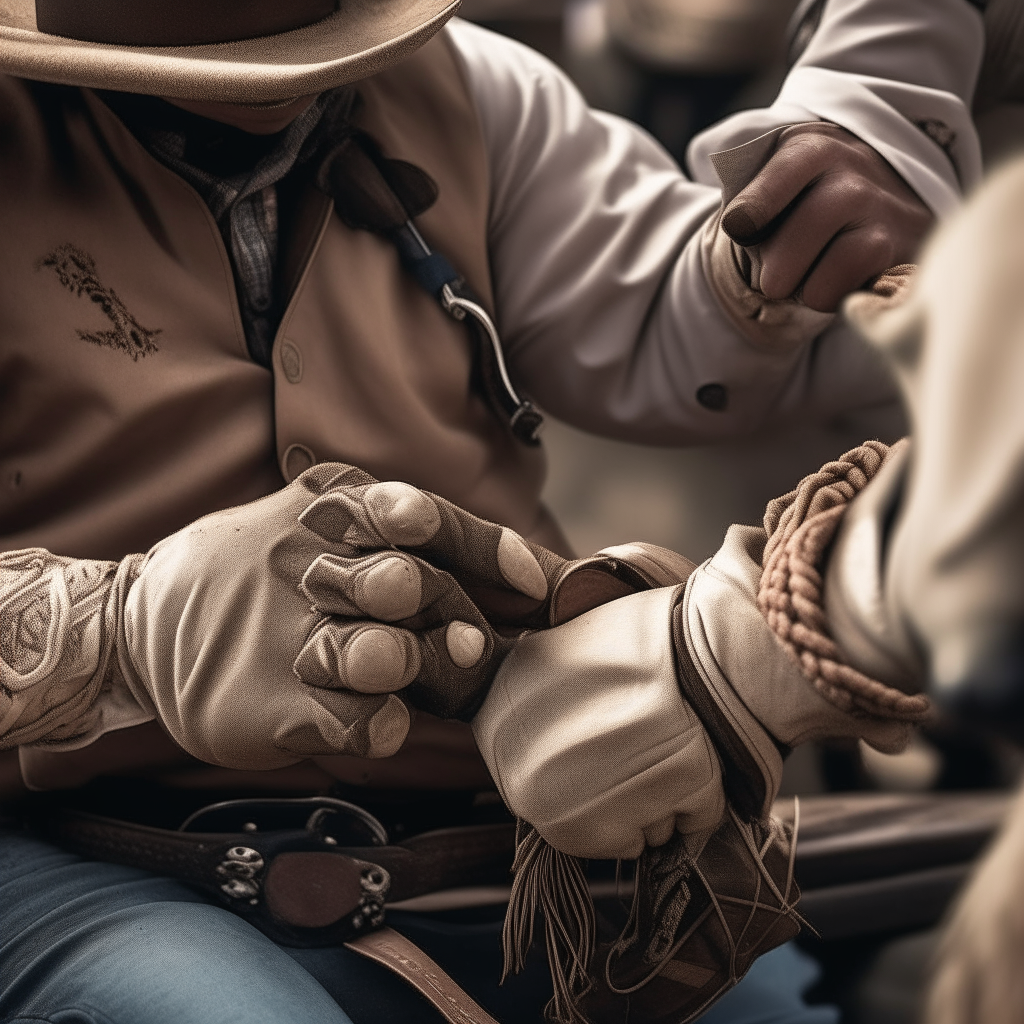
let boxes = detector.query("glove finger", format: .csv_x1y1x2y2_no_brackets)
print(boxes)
294,462,379,501
403,620,513,721
300,548,508,719
367,561,511,719
299,481,441,551
274,688,410,759
406,494,552,602
295,619,422,693
301,554,510,721
301,550,456,620
400,557,513,719
303,480,557,607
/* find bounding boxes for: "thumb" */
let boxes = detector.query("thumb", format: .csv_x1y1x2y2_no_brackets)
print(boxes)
721,125,842,245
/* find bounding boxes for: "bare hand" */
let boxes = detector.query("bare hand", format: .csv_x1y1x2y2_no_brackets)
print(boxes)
722,123,933,312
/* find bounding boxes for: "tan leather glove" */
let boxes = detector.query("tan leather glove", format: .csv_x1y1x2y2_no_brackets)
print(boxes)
120,463,432,767
1,464,553,767
475,587,726,860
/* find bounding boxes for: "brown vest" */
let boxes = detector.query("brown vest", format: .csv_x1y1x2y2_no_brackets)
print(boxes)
0,33,567,795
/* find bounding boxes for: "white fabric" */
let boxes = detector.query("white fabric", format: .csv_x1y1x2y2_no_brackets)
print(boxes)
829,156,1024,700
823,442,925,689
689,0,984,205
446,0,983,443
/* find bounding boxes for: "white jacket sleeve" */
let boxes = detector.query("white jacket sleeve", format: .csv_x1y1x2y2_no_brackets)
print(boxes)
690,0,984,213
444,0,983,444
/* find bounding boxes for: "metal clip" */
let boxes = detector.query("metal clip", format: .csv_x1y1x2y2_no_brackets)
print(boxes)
218,846,265,900
440,286,526,407
401,222,543,446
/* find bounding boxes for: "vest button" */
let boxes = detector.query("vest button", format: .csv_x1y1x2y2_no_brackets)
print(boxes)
280,341,303,384
696,383,728,411
281,443,317,482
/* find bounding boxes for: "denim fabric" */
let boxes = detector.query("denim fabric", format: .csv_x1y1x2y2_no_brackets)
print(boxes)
0,827,351,1024
0,826,837,1024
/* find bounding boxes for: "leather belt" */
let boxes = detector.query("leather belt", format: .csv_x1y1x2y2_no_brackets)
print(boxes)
37,791,1007,1020
34,796,514,1024
37,796,516,945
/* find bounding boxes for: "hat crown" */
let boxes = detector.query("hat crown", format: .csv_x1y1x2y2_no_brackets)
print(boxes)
33,0,339,46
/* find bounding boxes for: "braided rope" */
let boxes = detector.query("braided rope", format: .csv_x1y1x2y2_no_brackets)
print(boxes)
757,440,931,722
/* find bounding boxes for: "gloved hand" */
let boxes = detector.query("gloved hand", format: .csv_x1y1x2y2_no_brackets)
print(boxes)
702,121,933,351
474,446,930,856
296,476,697,719
0,463,552,767
120,463,437,767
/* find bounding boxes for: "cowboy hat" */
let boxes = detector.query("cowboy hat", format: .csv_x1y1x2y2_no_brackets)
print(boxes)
0,0,461,103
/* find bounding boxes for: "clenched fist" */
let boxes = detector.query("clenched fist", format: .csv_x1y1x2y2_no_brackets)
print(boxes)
721,122,933,312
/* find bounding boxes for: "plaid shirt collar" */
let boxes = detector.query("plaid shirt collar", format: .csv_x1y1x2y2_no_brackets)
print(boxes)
108,89,353,365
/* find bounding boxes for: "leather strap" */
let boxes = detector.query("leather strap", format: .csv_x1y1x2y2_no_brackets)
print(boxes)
38,807,516,904
346,927,502,1024
374,823,518,901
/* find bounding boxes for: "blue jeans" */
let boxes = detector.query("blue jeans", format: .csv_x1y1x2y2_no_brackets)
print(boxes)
0,826,837,1024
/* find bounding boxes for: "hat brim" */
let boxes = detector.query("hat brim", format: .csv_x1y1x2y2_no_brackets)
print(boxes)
0,0,461,102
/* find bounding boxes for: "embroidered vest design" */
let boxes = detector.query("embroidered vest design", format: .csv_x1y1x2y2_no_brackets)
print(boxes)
39,243,162,360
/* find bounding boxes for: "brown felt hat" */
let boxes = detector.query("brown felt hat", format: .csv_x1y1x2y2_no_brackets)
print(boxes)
0,0,461,102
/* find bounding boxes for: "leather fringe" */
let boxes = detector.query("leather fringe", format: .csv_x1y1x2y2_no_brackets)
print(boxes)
502,821,596,1024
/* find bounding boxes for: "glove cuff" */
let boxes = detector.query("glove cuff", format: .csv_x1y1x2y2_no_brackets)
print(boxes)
548,542,696,626
0,549,151,754
674,557,785,822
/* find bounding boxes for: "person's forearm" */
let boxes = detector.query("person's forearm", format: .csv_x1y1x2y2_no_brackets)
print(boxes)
448,13,963,444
